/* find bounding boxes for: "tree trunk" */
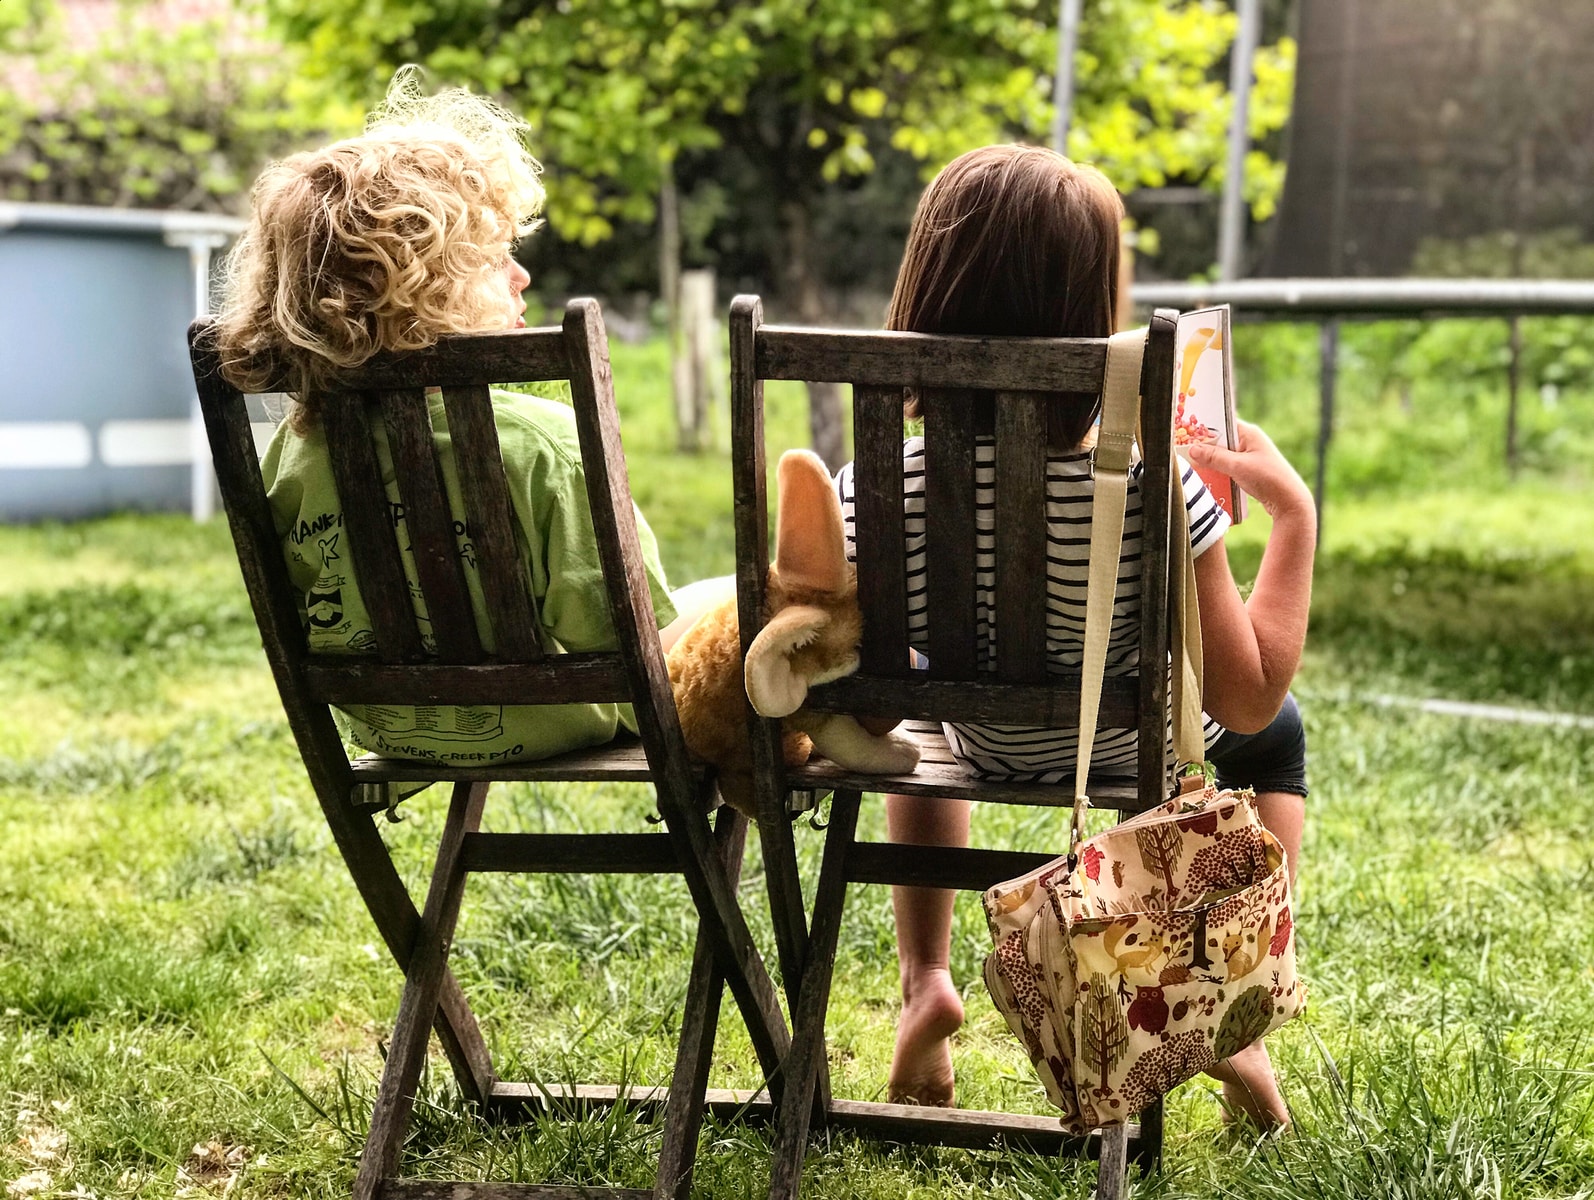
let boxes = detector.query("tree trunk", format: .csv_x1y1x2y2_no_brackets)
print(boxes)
659,164,702,452
783,200,846,471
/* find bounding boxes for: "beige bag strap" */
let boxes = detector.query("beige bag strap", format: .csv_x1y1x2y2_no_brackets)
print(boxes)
1070,329,1205,857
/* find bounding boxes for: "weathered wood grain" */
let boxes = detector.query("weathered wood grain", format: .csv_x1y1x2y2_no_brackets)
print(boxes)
377,388,482,663
922,389,980,680
756,326,1108,390
191,310,789,1198
799,673,1138,727
322,394,428,663
1135,309,1180,811
460,832,680,875
852,385,910,678
769,790,862,1200
274,325,570,392
730,294,823,1104
439,384,543,661
189,321,493,1105
565,298,791,1090
355,782,487,1200
993,392,1050,683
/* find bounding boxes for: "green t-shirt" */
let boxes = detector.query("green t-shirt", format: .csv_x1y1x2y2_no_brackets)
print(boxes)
261,390,677,765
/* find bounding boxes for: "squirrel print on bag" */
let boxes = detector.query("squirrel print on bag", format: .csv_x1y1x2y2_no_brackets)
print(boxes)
1221,913,1273,981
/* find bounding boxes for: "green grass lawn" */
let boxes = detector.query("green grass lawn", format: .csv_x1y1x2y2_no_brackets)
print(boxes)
1,339,1592,1198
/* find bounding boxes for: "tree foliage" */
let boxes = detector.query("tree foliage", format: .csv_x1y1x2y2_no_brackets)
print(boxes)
0,0,349,212
268,0,1295,252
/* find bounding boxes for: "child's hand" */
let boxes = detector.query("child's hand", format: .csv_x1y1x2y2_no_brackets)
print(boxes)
1184,420,1315,524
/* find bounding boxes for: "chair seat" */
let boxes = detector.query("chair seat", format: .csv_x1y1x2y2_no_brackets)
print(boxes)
787,720,1147,809
348,735,716,813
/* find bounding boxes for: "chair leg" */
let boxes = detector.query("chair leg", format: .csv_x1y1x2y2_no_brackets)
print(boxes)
754,793,833,1119
658,788,791,1100
1095,1123,1130,1200
768,790,861,1200
314,783,496,1106
654,804,750,1200
1133,1097,1163,1174
353,782,487,1200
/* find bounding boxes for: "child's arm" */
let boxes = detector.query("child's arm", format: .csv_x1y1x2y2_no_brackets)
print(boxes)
1185,421,1316,734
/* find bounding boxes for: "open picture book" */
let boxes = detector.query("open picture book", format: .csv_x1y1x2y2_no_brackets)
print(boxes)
1173,304,1247,522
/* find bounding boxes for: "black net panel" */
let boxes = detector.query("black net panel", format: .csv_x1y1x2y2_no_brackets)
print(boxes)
1262,0,1594,277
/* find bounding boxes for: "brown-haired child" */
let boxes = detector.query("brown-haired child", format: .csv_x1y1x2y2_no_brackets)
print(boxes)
836,144,1315,1127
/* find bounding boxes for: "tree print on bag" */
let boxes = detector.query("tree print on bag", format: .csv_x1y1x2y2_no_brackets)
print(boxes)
1080,971,1131,1097
1212,984,1276,1060
1135,821,1186,904
1119,1029,1216,1114
1184,823,1271,899
980,788,1305,1134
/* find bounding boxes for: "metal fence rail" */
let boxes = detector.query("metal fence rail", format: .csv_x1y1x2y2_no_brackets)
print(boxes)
1131,277,1594,534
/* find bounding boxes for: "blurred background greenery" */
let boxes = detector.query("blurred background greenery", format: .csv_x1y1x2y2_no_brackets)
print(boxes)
2,1,1593,1197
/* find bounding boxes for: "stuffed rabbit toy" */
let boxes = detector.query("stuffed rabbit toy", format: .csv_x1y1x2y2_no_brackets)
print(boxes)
666,449,920,817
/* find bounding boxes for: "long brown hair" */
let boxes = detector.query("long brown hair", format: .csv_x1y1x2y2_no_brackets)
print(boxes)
888,144,1124,446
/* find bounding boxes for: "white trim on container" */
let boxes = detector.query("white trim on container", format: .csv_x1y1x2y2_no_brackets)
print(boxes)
99,419,195,467
0,422,95,469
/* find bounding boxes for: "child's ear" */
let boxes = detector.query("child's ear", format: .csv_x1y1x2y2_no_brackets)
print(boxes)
773,449,847,593
745,604,830,718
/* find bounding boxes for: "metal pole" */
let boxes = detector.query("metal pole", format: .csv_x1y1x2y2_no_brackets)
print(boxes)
1051,0,1084,155
1506,315,1522,478
1217,0,1261,281
1314,320,1338,544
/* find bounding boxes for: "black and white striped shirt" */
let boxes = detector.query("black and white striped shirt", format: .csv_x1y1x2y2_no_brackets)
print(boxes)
835,436,1230,782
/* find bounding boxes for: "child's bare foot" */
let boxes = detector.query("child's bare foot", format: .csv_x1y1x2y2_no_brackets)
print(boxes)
888,966,964,1106
1204,1040,1290,1129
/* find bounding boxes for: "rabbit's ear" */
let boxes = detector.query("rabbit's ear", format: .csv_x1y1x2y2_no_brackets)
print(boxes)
745,604,831,717
774,450,847,593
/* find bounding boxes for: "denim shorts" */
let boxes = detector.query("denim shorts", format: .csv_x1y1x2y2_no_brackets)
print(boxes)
1206,692,1309,798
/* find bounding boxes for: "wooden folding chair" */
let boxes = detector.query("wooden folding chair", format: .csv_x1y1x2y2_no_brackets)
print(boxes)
729,297,1184,1200
188,298,790,1200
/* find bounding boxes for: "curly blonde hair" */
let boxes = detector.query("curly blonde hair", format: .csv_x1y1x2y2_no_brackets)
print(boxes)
213,68,544,426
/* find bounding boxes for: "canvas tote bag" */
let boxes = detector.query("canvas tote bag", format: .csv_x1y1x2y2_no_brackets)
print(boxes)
980,329,1306,1134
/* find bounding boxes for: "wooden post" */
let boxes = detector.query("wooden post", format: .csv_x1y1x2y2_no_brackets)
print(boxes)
1314,319,1338,544
659,164,695,452
676,269,719,451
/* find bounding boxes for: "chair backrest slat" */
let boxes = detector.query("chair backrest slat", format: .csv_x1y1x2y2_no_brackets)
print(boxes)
191,308,665,758
440,384,545,662
188,329,356,800
561,303,699,804
731,300,1185,813
852,385,909,678
920,389,979,681
993,391,1050,684
377,387,483,664
1134,313,1179,798
321,393,428,663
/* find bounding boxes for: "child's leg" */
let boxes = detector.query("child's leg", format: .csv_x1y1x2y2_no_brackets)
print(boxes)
659,575,736,652
886,791,971,1106
1201,693,1308,1129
